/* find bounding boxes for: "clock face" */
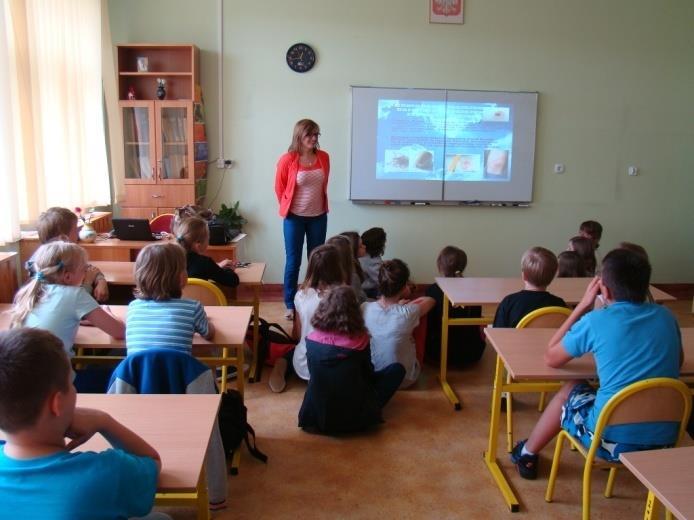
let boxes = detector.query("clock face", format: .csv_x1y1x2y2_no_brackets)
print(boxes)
286,43,316,73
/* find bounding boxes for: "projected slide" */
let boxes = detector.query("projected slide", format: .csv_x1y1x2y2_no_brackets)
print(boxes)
351,87,538,203
376,100,513,182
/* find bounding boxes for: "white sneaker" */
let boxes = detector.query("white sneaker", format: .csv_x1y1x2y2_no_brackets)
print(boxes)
269,358,288,393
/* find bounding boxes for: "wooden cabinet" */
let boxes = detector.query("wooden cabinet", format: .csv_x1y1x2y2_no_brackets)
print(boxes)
117,45,206,218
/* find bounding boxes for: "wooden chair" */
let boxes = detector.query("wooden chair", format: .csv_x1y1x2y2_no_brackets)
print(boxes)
149,213,175,234
506,306,572,452
183,278,227,306
545,377,692,520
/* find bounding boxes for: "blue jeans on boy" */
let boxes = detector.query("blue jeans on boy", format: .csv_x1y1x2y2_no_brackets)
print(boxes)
283,212,328,309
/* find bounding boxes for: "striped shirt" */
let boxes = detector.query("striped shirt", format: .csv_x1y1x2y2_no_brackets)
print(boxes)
289,162,325,217
126,298,210,355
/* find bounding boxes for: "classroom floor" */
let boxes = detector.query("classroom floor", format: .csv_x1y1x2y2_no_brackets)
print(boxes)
163,299,694,520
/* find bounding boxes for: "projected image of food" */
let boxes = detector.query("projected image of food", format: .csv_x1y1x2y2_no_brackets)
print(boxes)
415,150,433,171
384,145,435,175
385,150,410,170
484,149,509,178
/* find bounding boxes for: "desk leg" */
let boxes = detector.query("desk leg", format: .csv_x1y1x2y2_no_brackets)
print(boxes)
438,294,462,410
248,287,261,383
197,462,210,520
220,348,228,392
237,343,245,397
484,354,520,512
644,490,663,520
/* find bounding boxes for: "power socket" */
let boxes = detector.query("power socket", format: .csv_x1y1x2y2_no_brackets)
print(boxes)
216,159,235,169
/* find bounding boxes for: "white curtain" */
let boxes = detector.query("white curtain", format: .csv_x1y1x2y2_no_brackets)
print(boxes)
0,0,110,243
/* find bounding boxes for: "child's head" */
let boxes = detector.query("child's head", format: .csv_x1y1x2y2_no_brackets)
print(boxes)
378,258,410,298
520,247,558,289
568,236,597,274
134,242,187,300
0,328,73,435
326,235,353,284
600,248,650,303
618,241,649,261
37,207,78,243
361,227,386,258
579,220,603,249
436,246,468,277
301,244,344,291
339,231,364,259
174,216,209,253
11,242,87,327
557,250,587,278
311,286,367,336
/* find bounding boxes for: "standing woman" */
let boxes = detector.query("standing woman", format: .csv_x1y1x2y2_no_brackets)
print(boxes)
275,119,330,320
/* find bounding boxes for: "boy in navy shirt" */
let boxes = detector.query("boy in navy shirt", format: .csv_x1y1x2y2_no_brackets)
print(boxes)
0,328,161,519
511,249,682,479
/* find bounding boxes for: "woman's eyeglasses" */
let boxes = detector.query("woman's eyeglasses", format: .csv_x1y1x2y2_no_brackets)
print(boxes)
305,132,321,138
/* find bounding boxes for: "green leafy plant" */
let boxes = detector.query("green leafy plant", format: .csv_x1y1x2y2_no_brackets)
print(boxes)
216,201,247,231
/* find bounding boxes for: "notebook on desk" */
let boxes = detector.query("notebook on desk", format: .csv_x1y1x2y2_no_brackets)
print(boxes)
111,218,160,241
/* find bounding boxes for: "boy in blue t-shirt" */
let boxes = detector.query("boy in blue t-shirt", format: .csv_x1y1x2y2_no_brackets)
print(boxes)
511,249,682,480
0,328,161,519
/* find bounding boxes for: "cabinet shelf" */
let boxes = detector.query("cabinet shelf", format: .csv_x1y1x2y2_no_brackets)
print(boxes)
120,72,192,77
125,142,150,145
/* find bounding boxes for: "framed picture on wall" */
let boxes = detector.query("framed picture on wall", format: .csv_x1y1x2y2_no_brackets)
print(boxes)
429,0,464,24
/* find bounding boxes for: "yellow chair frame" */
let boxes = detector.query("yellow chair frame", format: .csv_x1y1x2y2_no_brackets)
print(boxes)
544,377,692,520
505,306,572,452
183,278,228,306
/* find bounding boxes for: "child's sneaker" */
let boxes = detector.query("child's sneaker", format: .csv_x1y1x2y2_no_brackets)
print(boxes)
510,440,538,480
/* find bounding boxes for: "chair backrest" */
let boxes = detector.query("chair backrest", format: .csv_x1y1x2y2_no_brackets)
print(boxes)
516,306,572,329
183,277,227,305
149,213,175,233
589,378,692,460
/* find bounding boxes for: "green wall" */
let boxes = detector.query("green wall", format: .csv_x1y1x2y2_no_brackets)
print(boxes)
108,0,694,283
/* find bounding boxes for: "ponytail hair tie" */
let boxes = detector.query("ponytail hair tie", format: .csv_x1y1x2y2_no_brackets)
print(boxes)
176,235,185,243
25,260,35,273
35,271,45,282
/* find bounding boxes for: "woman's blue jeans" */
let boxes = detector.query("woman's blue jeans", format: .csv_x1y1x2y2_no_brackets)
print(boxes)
283,212,327,309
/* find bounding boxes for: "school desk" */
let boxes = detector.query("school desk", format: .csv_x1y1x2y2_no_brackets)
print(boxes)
89,261,266,383
0,304,252,395
77,393,220,520
482,327,694,513
620,446,694,520
0,252,18,303
434,277,676,410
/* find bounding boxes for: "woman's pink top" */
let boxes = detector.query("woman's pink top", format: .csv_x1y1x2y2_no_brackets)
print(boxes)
274,150,330,218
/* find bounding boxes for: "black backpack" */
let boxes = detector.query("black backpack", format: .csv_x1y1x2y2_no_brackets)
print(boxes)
218,389,267,474
251,318,296,382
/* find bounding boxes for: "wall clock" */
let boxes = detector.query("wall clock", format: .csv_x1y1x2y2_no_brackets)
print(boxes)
286,43,316,73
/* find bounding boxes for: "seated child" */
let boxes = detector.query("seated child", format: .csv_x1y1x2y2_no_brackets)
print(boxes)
327,234,365,303
618,242,654,303
127,242,215,356
269,244,344,393
424,246,485,366
339,230,367,302
0,327,161,518
173,216,239,289
579,219,603,253
511,249,682,479
362,259,435,389
298,286,405,434
557,250,587,278
35,206,109,302
359,227,386,299
568,236,597,276
10,241,125,358
493,247,567,328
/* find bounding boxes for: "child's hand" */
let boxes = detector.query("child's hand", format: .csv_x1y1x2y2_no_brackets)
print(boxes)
93,279,109,302
83,265,99,286
65,407,111,450
217,259,234,270
577,276,601,312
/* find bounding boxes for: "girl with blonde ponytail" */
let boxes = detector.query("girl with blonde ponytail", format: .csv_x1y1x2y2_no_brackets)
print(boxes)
9,241,125,357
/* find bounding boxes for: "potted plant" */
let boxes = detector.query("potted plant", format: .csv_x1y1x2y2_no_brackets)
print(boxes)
215,201,247,240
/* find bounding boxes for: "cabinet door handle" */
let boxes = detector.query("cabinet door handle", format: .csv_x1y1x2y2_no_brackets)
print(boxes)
151,194,163,199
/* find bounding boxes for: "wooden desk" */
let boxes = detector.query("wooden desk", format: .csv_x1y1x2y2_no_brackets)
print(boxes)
482,327,694,512
78,393,219,519
19,235,240,265
0,304,252,395
620,446,694,520
0,252,18,303
90,261,266,383
435,277,676,410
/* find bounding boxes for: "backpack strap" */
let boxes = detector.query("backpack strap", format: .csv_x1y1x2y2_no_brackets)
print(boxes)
243,423,268,463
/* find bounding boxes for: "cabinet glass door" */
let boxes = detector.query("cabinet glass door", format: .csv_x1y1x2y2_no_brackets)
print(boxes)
157,102,193,184
121,102,156,184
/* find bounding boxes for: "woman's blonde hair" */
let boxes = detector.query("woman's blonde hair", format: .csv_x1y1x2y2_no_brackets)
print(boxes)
134,242,187,301
173,216,209,253
288,119,320,153
10,242,87,327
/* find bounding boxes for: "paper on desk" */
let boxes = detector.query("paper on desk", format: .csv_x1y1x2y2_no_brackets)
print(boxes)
231,233,247,243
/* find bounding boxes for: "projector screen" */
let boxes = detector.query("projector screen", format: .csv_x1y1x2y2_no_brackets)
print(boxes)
350,87,538,204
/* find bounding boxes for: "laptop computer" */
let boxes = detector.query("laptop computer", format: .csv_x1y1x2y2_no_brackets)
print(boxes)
111,218,159,241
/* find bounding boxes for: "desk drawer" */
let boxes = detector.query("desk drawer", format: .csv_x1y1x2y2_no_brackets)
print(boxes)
122,185,194,208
